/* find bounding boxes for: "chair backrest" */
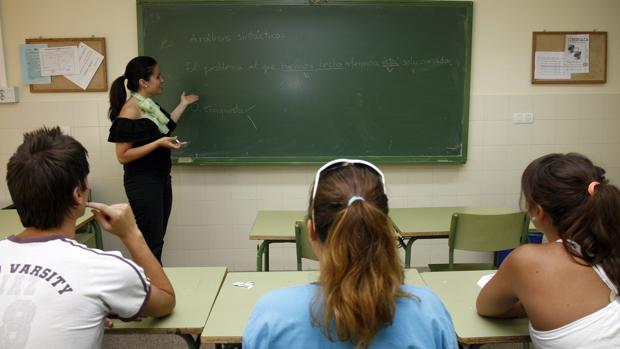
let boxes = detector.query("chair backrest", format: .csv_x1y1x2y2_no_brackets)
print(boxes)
295,220,318,271
448,212,530,267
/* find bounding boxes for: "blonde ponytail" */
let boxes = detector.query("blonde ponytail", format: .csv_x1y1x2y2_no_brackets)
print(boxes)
309,165,409,348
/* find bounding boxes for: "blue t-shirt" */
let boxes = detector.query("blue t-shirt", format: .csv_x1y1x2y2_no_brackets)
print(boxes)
243,284,458,349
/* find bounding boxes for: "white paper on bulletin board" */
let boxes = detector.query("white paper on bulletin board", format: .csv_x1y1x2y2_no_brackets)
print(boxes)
534,51,570,79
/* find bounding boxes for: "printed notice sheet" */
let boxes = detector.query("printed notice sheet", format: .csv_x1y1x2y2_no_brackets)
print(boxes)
38,46,79,76
565,34,589,74
19,44,51,84
64,42,104,90
534,51,570,80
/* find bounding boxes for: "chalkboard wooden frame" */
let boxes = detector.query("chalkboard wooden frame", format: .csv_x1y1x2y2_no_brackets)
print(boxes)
137,0,473,165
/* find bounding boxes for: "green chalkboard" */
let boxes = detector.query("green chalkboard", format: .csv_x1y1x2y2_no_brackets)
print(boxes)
137,0,472,165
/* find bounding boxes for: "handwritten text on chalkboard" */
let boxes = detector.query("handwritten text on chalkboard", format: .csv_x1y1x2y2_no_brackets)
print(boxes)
185,56,452,77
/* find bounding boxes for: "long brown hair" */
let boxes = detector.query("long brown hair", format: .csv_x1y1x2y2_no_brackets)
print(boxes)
108,56,158,121
308,163,408,348
521,153,620,291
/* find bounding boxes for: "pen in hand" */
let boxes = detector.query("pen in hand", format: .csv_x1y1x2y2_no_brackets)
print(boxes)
170,138,189,147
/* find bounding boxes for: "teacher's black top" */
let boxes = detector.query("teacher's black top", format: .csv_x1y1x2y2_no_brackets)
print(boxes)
108,106,176,176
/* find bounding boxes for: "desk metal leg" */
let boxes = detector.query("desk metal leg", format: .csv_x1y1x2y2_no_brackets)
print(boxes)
177,334,200,349
256,240,294,272
404,236,447,269
264,243,270,271
90,220,104,249
256,240,271,272
404,237,418,269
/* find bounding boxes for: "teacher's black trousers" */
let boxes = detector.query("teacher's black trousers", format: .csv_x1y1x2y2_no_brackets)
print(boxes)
124,172,172,264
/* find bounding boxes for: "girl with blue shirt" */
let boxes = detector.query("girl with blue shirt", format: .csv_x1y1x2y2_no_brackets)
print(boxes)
244,159,457,349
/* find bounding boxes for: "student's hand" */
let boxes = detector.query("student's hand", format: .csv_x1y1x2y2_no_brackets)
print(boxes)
180,91,199,106
158,136,188,149
86,202,142,240
104,317,114,328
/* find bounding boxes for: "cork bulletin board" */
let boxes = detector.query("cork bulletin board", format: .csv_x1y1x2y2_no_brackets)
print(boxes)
25,37,107,92
531,31,607,84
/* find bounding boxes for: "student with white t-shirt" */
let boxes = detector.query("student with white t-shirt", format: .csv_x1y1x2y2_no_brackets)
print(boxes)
477,153,620,348
0,127,175,348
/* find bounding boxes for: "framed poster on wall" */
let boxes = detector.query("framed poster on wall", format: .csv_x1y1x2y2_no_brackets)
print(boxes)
25,37,108,92
531,31,607,84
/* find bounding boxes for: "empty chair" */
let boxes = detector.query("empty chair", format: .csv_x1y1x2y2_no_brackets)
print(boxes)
295,220,318,271
428,212,529,271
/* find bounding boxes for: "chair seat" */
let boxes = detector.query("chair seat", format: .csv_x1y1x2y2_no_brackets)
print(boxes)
428,263,496,272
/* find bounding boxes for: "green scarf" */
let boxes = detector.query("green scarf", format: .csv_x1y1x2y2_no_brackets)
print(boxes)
131,92,169,134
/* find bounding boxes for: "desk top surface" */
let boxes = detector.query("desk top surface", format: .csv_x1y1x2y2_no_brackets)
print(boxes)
250,206,518,241
107,266,227,335
0,209,94,240
421,270,530,344
201,269,424,344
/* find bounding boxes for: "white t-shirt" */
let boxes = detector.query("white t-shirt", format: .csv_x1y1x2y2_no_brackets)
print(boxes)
0,234,150,349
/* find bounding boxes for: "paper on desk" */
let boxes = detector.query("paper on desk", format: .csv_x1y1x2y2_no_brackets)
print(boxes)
534,51,570,80
38,46,79,76
233,281,255,289
19,44,51,84
477,273,496,288
64,42,104,90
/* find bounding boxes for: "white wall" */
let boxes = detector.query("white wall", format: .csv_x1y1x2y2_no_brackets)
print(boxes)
0,0,618,270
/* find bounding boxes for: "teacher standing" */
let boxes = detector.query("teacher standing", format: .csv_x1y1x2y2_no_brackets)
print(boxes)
108,56,198,264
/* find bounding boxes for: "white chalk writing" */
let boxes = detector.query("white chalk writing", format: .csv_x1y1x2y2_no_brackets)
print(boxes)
189,29,286,45
190,104,258,130
188,56,451,77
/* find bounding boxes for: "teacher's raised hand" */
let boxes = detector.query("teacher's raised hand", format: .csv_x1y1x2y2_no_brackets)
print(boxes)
180,91,199,106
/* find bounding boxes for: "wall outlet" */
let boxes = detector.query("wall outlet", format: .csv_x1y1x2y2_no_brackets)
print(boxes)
0,87,18,103
512,112,534,124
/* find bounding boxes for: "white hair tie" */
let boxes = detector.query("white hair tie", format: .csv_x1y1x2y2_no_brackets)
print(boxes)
347,195,365,207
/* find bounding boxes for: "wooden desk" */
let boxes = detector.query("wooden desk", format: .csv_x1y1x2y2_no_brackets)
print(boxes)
250,206,520,271
106,267,227,349
0,209,103,248
200,269,424,347
421,270,530,347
